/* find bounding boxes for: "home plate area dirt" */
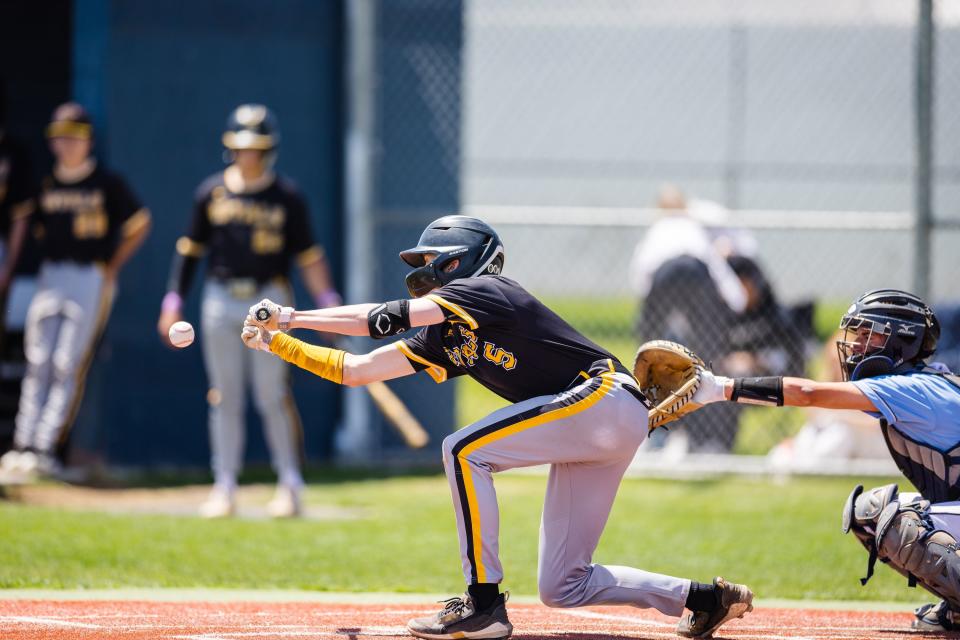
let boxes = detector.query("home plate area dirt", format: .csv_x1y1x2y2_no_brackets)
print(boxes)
0,598,949,640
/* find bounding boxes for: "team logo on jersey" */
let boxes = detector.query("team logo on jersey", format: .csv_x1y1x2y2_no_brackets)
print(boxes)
444,326,518,372
483,342,516,370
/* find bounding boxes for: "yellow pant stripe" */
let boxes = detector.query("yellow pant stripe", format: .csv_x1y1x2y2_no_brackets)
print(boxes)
457,372,616,582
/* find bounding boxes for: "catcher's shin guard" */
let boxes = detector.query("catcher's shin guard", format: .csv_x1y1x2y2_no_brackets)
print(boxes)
844,484,960,609
875,500,960,611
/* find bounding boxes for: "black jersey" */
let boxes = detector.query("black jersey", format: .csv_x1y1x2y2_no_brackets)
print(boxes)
0,134,36,238
36,162,149,264
177,170,319,283
399,276,620,403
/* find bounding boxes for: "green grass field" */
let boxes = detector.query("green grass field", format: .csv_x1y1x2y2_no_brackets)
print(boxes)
0,473,915,603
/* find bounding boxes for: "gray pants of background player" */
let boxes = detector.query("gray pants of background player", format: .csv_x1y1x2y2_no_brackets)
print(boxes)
14,262,113,454
442,370,689,616
201,280,303,490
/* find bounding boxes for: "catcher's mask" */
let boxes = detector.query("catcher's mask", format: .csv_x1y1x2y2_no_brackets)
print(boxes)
836,289,939,381
400,215,504,298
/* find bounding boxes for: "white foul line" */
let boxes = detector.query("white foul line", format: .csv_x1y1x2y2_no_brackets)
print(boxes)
0,615,103,629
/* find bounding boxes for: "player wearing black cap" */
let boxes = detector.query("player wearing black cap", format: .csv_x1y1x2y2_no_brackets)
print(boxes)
0,102,151,479
158,104,341,518
243,215,754,640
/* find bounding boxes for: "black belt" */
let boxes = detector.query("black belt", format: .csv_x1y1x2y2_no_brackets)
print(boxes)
570,358,651,409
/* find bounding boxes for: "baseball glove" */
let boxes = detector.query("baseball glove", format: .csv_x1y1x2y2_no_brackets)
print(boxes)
632,340,706,430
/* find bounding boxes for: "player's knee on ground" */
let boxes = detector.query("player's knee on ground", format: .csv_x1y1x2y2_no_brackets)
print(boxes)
538,566,591,608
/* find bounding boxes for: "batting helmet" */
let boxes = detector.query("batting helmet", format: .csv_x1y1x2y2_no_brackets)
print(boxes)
400,215,505,298
836,289,940,381
222,104,279,151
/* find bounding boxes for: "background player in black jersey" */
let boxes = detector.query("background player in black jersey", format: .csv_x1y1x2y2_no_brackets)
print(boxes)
242,215,754,640
157,104,340,519
0,103,151,479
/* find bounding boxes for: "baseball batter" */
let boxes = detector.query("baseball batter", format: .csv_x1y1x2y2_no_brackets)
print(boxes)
2,103,151,477
242,215,753,640
157,104,340,519
688,289,960,632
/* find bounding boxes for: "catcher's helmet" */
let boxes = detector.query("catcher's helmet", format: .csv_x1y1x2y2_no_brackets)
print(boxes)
400,215,504,298
222,104,279,151
836,289,939,381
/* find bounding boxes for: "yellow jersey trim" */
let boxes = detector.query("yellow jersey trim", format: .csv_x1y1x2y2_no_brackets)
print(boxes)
458,373,616,582
295,245,325,267
121,208,152,237
426,294,479,330
394,341,447,383
175,236,206,258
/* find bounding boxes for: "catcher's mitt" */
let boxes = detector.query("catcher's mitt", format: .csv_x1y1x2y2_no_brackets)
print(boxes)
632,340,705,430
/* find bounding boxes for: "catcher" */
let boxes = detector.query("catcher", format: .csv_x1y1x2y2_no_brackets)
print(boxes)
243,215,753,640
647,289,960,633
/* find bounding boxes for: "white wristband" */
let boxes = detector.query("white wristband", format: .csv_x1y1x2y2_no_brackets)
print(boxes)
278,307,294,331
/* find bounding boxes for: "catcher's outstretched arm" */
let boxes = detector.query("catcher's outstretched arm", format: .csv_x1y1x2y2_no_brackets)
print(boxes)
701,373,878,412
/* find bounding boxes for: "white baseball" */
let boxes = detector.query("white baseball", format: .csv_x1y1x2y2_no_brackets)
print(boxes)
168,321,195,348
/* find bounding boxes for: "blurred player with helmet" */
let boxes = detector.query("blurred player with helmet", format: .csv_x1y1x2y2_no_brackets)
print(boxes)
0,102,152,479
242,215,753,640
683,288,960,632
157,104,341,519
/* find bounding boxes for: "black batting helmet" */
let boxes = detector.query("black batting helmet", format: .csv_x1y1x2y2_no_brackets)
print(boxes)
836,289,939,381
400,215,505,298
222,104,279,151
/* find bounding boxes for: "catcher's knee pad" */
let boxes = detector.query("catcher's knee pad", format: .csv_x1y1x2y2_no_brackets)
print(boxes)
842,484,899,552
874,499,960,610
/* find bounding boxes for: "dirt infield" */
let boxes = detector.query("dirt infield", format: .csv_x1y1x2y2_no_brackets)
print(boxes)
0,598,945,640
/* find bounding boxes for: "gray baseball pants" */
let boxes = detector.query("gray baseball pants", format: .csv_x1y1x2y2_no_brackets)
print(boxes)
442,368,690,616
14,262,113,454
201,280,303,489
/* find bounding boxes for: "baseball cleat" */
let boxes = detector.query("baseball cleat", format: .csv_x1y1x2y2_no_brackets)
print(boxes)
677,576,754,639
199,487,235,519
913,600,960,632
266,485,302,518
407,592,512,640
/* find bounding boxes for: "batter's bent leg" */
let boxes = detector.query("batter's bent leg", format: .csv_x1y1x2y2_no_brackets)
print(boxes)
537,457,689,616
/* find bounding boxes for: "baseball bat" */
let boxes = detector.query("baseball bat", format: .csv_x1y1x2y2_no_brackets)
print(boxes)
252,305,430,448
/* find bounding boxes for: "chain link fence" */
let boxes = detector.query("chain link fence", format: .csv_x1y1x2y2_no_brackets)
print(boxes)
434,0,960,470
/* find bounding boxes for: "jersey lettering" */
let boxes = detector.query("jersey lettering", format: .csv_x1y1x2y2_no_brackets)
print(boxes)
207,196,286,228
483,342,516,371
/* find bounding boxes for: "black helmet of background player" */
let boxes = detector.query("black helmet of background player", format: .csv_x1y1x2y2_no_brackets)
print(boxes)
45,102,94,141
222,104,279,163
836,289,940,381
399,215,505,298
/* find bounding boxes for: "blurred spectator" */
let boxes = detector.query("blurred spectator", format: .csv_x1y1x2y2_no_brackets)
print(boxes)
722,255,805,380
767,330,888,470
630,185,747,454
0,102,152,481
